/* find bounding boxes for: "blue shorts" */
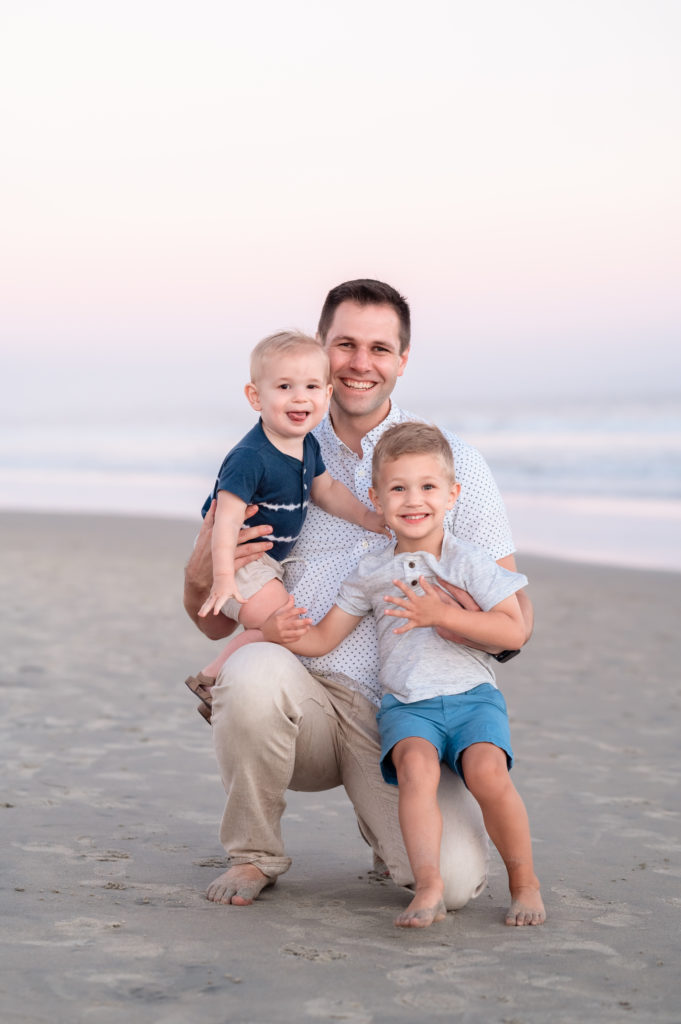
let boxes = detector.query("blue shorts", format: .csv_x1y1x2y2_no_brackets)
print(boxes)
376,683,514,787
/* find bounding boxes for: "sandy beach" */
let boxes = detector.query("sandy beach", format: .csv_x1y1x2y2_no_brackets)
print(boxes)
2,510,680,1024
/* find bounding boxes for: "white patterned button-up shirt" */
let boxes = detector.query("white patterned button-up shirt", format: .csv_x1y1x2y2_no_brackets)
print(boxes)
282,404,515,706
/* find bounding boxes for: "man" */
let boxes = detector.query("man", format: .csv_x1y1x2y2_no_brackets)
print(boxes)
183,279,533,908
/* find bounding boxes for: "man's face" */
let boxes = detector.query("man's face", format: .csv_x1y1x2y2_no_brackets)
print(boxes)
320,301,409,424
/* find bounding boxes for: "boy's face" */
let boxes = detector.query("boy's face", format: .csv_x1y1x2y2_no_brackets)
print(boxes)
369,452,461,553
245,348,332,442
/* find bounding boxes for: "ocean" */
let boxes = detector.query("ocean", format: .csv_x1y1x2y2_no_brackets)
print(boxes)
3,389,680,572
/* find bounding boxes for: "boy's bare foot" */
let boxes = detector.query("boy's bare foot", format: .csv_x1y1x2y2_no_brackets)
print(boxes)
185,672,215,708
505,885,546,926
206,864,275,906
394,884,446,928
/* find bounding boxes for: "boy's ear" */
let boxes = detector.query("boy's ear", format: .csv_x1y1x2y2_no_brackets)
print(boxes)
325,383,333,402
447,481,461,509
368,486,382,513
244,381,261,411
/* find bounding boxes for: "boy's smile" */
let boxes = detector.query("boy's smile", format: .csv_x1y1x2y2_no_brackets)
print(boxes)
369,452,461,556
244,349,332,454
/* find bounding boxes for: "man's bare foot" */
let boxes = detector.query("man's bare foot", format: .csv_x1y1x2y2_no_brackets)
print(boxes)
206,864,275,906
505,885,546,926
395,883,446,928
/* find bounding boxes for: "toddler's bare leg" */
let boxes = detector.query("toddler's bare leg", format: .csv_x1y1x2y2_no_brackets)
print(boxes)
195,579,290,685
391,738,447,928
461,742,545,926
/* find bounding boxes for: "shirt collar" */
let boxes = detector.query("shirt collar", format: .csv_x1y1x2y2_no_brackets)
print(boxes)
318,402,405,457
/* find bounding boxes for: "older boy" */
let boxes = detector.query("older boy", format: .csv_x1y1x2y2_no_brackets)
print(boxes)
263,422,544,928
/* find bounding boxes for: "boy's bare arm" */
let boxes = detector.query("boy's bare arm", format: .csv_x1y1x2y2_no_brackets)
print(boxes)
261,595,361,657
310,471,389,536
183,499,274,638
384,578,526,651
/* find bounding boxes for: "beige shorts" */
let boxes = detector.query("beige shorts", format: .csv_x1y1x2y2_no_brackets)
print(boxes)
221,552,285,622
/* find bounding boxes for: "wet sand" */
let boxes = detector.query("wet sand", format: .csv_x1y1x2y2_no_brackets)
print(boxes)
2,511,680,1023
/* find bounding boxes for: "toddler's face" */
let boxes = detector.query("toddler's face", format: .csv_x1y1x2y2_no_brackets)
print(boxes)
245,348,332,441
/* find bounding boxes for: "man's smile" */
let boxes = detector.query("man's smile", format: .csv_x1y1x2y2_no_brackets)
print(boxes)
339,378,377,391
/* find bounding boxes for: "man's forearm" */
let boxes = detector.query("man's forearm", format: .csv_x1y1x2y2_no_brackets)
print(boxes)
183,564,238,640
516,588,534,645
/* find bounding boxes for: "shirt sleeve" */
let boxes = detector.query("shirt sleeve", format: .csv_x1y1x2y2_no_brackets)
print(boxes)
214,448,265,506
335,567,373,618
443,431,515,560
457,547,528,611
308,434,327,479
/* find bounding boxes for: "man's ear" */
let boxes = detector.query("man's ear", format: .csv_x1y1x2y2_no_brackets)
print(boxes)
244,381,261,411
396,345,410,379
368,486,382,513
447,481,461,509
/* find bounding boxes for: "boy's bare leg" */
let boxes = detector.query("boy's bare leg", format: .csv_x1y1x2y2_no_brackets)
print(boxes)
391,737,447,928
460,742,545,926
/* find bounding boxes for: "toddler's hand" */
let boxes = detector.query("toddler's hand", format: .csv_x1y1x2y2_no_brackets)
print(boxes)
198,575,245,617
364,509,392,537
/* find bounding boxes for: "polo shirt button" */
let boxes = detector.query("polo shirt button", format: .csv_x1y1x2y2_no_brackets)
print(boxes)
408,561,415,568
411,579,417,587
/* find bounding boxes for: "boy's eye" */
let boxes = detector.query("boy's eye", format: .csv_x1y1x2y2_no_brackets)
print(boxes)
306,383,321,390
278,383,291,390
391,485,405,492
423,484,435,491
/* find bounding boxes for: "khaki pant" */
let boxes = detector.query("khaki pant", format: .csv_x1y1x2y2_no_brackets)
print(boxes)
211,642,489,909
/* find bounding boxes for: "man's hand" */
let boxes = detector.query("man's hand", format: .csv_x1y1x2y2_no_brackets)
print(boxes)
261,594,312,646
431,575,485,647
383,577,453,634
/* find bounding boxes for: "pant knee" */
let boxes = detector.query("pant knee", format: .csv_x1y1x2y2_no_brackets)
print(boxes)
212,642,300,728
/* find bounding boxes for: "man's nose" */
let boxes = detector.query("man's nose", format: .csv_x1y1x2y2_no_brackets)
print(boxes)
349,347,371,372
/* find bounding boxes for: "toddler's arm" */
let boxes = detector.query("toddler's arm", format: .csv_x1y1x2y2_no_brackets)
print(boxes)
310,471,389,536
384,577,526,651
261,595,362,657
198,490,249,617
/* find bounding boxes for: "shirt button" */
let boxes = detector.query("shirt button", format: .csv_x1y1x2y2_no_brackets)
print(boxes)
411,579,418,587
408,561,415,568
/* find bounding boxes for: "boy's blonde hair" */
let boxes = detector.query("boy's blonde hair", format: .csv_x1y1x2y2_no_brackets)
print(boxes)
250,330,330,383
372,421,455,487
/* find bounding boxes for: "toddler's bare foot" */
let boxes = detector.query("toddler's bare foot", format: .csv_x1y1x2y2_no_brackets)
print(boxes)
206,864,275,906
185,672,215,708
505,885,546,926
395,883,446,928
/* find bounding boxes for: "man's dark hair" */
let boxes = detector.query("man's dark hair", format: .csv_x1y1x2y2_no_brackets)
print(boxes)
317,279,411,353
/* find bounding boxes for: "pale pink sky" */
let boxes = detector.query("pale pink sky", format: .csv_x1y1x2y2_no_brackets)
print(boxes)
2,0,680,405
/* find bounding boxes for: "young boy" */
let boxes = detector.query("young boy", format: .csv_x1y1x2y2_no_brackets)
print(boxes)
262,421,545,929
185,331,387,719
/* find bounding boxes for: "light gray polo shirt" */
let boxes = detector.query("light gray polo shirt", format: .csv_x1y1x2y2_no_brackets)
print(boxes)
336,532,527,703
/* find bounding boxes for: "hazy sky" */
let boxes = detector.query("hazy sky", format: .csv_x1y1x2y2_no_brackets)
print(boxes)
2,0,680,412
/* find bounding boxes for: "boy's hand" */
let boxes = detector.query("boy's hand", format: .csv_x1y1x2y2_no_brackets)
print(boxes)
363,509,392,537
199,575,246,617
261,595,312,645
383,576,452,634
